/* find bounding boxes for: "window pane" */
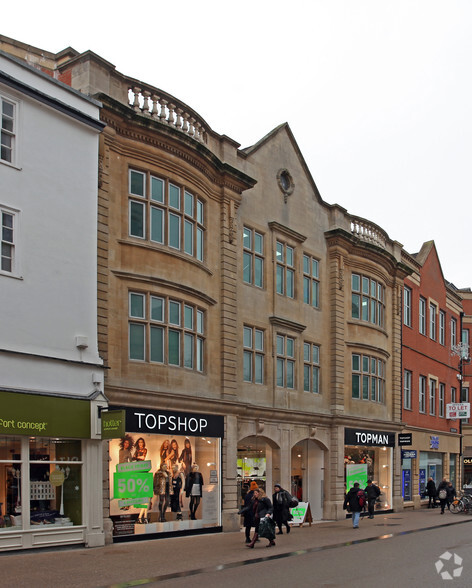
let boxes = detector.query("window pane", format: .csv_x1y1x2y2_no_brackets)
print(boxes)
312,281,319,307
150,326,164,362
130,170,145,196
254,257,263,288
286,269,294,298
184,333,194,368
184,305,193,329
254,233,263,254
243,227,252,249
352,294,360,319
243,326,252,348
362,375,369,399
151,177,164,202
184,220,193,255
184,191,194,216
303,255,309,273
286,338,294,357
286,361,294,388
151,206,163,243
277,335,284,355
169,301,180,325
169,330,180,365
197,310,204,334
276,358,284,386
243,350,252,382
313,345,319,364
303,276,310,304
352,354,360,371
196,338,203,371
276,265,284,294
312,367,319,394
276,241,283,260
130,293,145,318
196,200,203,224
371,377,377,401
362,297,369,321
169,213,180,249
304,365,310,391
304,342,310,362
352,374,360,398
255,354,263,384
151,296,164,321
312,259,319,278
196,227,203,261
243,252,252,283
286,247,293,267
129,324,145,360
352,274,360,292
362,277,369,294
255,330,263,351
130,201,144,237
169,184,180,209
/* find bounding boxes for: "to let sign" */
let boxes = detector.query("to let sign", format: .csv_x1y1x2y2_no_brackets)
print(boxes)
446,403,471,419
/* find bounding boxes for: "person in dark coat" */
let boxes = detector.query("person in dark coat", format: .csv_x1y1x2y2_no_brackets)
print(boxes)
364,479,381,519
240,481,258,543
246,488,275,548
446,481,456,511
343,482,365,529
437,477,448,514
426,477,437,508
272,484,291,535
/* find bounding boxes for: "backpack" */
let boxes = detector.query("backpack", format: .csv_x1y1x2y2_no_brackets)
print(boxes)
357,490,366,508
438,488,447,500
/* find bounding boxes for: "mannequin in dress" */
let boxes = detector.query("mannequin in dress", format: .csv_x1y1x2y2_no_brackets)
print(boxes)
185,463,204,520
170,464,185,521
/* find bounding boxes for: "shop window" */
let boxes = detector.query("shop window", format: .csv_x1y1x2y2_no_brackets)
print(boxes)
0,437,21,531
351,274,384,327
129,292,205,371
129,169,204,262
351,353,385,403
109,434,220,537
344,446,392,510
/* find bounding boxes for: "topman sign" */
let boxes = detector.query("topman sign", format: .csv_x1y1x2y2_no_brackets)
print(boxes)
345,428,395,447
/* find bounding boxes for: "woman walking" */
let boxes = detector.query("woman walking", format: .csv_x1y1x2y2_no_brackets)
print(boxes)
246,488,275,548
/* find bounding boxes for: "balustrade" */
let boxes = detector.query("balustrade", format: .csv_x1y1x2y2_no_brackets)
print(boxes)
350,216,388,249
127,84,207,143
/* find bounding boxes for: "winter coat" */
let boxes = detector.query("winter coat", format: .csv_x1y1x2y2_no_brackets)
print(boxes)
365,483,381,500
272,489,291,524
246,496,273,525
240,490,255,526
343,487,364,513
446,484,456,501
426,479,437,497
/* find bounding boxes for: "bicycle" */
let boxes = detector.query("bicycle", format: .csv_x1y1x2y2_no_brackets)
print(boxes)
449,492,472,514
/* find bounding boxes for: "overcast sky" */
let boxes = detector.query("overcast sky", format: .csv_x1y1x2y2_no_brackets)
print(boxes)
4,1,471,287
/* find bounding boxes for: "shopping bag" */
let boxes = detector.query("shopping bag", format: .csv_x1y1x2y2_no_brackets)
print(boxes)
258,516,276,540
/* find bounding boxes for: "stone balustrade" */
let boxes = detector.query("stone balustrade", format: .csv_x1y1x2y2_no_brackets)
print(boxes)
127,80,208,144
350,216,388,249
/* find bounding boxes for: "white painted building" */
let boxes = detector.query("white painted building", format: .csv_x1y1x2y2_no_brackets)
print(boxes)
0,51,107,550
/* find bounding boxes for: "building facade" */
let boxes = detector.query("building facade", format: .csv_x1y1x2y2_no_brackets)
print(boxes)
0,50,106,550
401,242,462,507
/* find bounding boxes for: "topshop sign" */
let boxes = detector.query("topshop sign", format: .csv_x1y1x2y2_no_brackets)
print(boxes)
112,406,225,438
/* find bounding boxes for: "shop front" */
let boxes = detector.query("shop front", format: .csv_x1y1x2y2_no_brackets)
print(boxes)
107,406,223,541
0,390,106,551
344,427,394,512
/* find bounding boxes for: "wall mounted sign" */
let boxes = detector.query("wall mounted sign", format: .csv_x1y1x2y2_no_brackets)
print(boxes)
345,428,395,447
398,433,413,446
446,403,470,419
401,450,417,459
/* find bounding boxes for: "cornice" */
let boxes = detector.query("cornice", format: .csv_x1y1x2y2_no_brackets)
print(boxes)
268,221,307,243
269,316,306,333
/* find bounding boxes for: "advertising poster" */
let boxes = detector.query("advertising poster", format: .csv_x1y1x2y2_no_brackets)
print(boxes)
346,463,368,491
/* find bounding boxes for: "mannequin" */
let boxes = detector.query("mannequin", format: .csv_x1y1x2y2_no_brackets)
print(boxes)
185,463,204,520
170,464,185,521
153,463,170,522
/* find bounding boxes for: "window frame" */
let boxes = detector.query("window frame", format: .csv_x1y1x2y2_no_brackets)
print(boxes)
243,226,264,288
351,353,385,403
276,334,295,389
128,169,205,261
439,310,446,346
403,286,412,327
303,254,320,308
276,241,295,299
429,302,437,341
1,95,16,167
419,297,426,335
351,273,385,327
419,375,426,413
404,369,412,410
0,205,20,277
243,325,264,384
303,342,320,393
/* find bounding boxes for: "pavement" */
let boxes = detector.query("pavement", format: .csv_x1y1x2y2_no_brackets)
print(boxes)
1,508,472,588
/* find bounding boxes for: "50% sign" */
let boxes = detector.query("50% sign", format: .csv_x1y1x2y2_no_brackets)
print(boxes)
113,469,153,508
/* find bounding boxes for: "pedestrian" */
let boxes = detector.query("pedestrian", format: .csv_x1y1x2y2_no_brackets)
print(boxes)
437,477,448,514
426,477,437,508
272,484,291,535
446,481,456,511
239,481,258,543
246,488,275,548
364,479,380,519
343,482,366,529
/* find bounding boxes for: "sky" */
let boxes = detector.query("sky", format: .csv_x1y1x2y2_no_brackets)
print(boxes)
3,0,471,287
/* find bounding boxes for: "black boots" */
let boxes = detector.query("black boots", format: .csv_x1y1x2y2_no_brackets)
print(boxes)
247,533,258,548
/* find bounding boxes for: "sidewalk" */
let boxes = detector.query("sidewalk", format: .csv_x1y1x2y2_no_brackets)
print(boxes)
1,509,471,588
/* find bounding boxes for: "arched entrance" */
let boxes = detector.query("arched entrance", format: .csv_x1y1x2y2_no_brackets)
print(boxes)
237,436,280,508
291,439,325,520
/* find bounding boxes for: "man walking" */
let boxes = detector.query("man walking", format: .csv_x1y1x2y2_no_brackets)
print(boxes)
365,479,381,519
343,482,365,529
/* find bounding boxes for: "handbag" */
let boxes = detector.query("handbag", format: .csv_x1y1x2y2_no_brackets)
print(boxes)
288,494,299,508
258,516,276,540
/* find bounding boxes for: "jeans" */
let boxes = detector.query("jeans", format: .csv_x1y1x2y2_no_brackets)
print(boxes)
352,511,361,528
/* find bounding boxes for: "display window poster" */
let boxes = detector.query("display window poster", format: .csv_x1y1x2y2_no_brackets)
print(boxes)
109,432,220,536
346,463,368,491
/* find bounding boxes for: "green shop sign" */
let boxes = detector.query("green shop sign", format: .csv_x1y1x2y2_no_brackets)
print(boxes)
101,409,126,439
0,390,91,438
